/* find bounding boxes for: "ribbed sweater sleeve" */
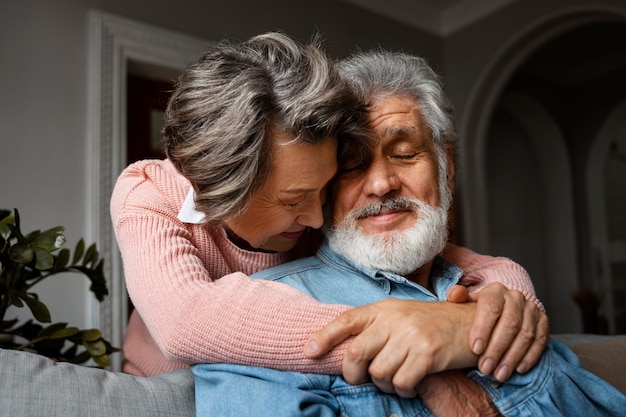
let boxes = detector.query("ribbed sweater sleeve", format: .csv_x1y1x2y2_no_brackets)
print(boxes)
442,243,545,312
111,160,350,376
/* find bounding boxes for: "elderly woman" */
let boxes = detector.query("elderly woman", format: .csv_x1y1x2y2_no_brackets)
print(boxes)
111,32,546,387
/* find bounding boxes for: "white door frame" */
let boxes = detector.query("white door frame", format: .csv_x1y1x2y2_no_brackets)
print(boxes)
87,11,209,370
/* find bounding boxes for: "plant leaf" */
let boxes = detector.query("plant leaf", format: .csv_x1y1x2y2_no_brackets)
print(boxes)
32,226,65,251
49,326,80,339
8,243,34,264
38,322,69,337
84,339,107,356
17,292,51,323
83,244,99,266
52,248,70,272
78,329,102,342
8,290,24,308
69,350,91,365
92,353,111,368
0,212,14,240
72,239,85,264
32,247,54,270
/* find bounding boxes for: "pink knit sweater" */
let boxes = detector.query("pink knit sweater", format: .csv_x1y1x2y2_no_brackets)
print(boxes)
111,159,542,377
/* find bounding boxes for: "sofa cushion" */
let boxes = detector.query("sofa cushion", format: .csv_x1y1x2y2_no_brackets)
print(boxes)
571,337,626,395
0,348,194,417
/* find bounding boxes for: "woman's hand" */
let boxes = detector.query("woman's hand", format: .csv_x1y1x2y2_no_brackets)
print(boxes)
449,283,549,381
304,298,478,398
303,283,549,396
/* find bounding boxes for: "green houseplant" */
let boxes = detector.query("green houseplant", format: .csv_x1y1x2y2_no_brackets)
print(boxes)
0,208,119,367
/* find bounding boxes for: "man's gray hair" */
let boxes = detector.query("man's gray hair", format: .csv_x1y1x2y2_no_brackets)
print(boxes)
337,50,458,205
164,32,369,224
337,50,458,149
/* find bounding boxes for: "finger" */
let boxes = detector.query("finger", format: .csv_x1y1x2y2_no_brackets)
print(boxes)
367,351,405,395
386,356,429,398
477,290,525,375
446,284,470,303
490,302,539,380
341,326,391,385
468,283,507,356
366,341,429,398
304,308,366,358
515,311,550,374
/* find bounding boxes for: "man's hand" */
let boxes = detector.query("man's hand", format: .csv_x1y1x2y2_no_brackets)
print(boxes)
303,298,478,398
417,371,502,417
448,283,550,381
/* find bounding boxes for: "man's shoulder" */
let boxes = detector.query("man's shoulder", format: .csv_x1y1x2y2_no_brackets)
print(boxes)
251,256,325,281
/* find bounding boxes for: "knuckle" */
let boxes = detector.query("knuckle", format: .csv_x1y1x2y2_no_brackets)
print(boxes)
510,290,525,303
392,377,416,397
482,297,504,315
516,323,536,342
535,325,550,346
345,342,366,362
335,310,357,327
499,313,522,332
368,363,392,383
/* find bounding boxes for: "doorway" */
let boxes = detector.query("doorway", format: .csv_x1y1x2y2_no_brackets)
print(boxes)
88,11,209,370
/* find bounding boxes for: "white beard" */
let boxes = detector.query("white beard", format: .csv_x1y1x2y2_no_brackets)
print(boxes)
326,197,450,275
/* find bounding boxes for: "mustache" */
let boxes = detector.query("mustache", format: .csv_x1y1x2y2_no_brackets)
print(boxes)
347,197,421,220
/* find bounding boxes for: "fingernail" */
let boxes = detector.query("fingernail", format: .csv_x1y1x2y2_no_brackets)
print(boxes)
304,340,319,355
481,358,494,374
495,365,510,381
472,339,485,355
517,362,528,374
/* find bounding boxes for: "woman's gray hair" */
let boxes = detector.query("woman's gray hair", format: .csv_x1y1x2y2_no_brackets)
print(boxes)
164,32,369,224
337,50,458,149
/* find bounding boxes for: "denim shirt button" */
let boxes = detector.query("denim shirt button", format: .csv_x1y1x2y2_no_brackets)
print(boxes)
488,380,502,389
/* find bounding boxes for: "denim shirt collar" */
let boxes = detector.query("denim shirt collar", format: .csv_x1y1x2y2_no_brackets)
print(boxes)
317,240,463,300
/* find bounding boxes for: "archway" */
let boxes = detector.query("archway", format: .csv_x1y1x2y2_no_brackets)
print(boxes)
587,98,626,333
460,8,626,333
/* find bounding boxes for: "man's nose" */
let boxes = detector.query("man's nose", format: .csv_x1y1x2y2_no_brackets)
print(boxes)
363,160,400,197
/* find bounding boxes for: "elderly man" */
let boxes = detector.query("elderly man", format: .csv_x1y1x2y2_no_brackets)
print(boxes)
192,50,626,416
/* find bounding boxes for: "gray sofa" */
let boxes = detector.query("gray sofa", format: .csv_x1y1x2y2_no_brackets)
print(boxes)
1,334,624,417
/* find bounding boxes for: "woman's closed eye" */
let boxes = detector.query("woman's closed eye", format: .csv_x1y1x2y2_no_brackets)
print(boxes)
281,197,304,209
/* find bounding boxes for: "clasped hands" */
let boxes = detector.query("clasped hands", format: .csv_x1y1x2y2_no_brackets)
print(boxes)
303,283,549,398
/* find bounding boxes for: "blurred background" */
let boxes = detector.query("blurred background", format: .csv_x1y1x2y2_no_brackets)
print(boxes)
2,1,625,370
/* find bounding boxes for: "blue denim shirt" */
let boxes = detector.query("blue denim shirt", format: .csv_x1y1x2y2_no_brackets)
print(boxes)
254,240,463,306
193,241,626,417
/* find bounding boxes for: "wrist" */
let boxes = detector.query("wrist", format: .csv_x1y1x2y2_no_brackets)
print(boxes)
417,371,501,417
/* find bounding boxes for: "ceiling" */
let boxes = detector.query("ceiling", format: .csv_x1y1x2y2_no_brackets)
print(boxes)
342,0,517,36
344,1,626,87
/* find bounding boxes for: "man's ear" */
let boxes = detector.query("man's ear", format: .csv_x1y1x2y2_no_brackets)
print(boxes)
445,145,456,192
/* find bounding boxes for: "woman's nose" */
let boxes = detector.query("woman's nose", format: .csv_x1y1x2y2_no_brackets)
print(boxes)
297,197,325,229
